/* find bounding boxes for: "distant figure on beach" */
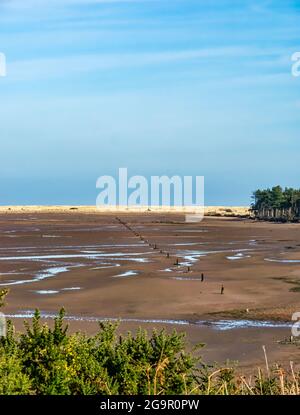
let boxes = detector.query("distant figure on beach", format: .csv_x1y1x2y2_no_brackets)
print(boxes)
201,273,204,282
221,285,224,295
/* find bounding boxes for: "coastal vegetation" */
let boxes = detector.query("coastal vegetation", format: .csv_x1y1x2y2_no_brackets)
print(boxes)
252,186,300,221
0,292,299,395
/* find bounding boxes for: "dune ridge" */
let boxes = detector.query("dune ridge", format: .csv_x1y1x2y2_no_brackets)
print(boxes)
0,205,250,217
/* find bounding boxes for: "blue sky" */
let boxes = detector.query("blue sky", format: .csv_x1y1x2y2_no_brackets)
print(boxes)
0,0,299,205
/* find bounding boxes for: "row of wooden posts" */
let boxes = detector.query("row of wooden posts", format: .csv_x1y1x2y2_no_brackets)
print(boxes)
115,217,225,294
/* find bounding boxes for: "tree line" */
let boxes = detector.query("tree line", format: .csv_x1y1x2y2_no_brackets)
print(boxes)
252,186,300,221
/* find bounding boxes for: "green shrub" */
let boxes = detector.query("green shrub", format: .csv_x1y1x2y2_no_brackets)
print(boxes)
0,306,299,395
0,353,32,395
0,309,203,395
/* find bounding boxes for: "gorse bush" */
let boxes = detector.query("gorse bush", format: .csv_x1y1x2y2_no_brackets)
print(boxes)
0,353,32,395
0,293,299,395
0,309,205,395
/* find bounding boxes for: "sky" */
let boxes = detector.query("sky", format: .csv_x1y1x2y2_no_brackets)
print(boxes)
0,0,299,205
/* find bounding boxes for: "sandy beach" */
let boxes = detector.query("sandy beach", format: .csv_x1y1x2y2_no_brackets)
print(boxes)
1,208,300,370
0,205,250,216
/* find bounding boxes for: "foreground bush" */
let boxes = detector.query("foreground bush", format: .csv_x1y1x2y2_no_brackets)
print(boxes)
0,354,32,394
0,310,203,395
0,308,299,395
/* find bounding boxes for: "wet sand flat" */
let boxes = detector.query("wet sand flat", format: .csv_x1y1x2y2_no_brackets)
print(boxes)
1,211,300,369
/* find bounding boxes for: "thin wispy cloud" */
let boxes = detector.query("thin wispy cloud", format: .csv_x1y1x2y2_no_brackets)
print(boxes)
6,47,273,81
2,0,144,7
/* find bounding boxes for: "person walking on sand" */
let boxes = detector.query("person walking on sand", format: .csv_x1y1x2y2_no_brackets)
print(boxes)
201,273,204,282
221,285,224,295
